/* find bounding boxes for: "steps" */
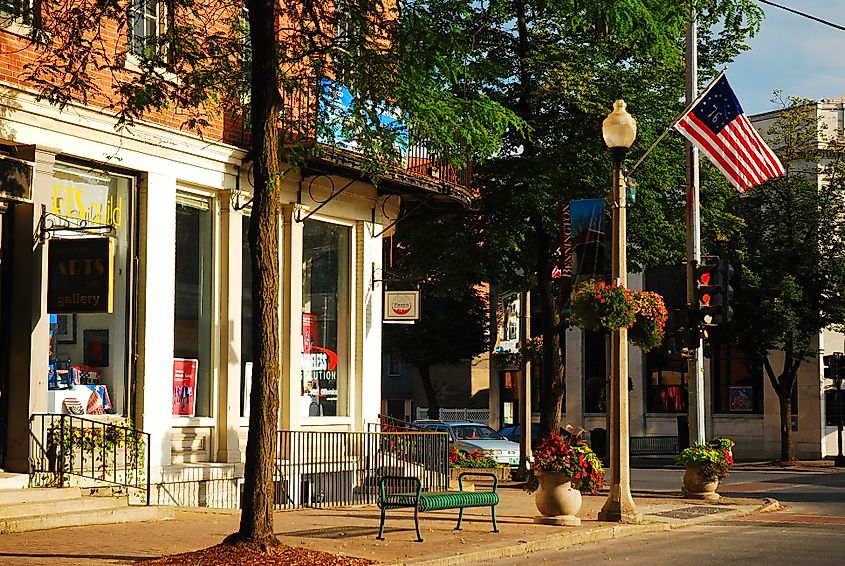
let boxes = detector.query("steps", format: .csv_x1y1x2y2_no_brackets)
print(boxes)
0,478,174,533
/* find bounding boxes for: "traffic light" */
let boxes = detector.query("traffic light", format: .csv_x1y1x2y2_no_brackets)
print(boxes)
694,258,734,327
824,353,843,381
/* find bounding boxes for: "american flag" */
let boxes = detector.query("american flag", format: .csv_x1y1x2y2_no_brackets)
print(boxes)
674,73,785,191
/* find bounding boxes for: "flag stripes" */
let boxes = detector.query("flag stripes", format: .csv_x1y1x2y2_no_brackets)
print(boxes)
674,74,785,192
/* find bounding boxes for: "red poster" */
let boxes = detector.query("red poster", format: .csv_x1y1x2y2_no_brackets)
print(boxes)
302,313,318,353
172,358,198,416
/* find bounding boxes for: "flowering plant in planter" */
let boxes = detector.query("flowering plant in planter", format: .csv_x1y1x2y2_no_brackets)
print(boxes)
525,432,604,494
674,437,735,481
570,280,635,331
449,447,501,469
629,290,668,352
492,336,543,369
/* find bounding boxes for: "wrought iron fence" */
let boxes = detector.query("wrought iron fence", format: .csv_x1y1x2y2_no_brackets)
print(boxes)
416,407,490,424
28,413,150,504
272,429,448,510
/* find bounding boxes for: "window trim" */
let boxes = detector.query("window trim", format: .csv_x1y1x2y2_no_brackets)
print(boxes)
173,187,221,423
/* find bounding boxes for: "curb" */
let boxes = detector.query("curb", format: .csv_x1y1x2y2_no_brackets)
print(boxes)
382,498,780,566
383,522,671,566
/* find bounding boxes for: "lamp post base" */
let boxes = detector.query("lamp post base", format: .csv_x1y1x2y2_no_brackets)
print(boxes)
835,454,845,467
597,486,641,523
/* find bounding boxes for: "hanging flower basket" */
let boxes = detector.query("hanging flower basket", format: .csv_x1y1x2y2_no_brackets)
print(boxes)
492,337,543,369
629,291,668,352
569,280,635,331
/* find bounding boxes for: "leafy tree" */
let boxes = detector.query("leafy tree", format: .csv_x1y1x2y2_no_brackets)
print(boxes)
464,0,763,439
728,96,845,462
382,211,489,419
16,0,518,548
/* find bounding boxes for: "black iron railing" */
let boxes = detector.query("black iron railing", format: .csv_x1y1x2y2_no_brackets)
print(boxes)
29,413,150,504
272,429,448,510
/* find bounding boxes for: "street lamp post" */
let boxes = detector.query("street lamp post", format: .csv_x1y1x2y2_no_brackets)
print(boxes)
597,100,641,523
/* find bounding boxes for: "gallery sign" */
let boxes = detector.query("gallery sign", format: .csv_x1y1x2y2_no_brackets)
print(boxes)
384,290,419,323
47,237,114,313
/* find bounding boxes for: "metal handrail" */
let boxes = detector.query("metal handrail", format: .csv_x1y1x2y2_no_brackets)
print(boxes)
28,413,151,505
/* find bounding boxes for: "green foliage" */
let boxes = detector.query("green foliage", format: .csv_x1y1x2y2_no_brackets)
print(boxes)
525,433,604,495
570,280,636,331
449,447,501,469
675,437,735,481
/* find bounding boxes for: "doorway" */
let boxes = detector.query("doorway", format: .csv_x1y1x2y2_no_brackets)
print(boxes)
0,202,11,469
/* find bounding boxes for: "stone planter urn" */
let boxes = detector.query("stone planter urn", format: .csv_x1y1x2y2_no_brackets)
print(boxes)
682,463,720,501
533,469,582,526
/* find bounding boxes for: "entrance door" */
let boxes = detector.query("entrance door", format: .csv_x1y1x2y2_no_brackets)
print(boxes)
0,204,10,468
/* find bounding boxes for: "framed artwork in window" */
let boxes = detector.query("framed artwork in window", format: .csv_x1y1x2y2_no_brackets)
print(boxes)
83,329,110,367
55,314,77,344
729,386,754,412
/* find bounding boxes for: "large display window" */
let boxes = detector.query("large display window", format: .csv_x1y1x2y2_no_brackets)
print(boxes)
301,219,350,418
47,162,134,417
174,192,215,418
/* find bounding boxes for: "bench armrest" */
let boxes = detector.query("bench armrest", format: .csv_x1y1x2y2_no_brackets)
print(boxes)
379,475,422,503
457,471,499,492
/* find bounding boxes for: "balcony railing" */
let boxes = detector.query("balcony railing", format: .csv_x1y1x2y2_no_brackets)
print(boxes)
278,77,472,193
28,413,150,504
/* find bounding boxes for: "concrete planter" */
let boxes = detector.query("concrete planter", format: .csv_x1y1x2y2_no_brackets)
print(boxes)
533,469,581,526
681,463,720,501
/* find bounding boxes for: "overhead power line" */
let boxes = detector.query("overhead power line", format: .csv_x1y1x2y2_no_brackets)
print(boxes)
757,0,845,33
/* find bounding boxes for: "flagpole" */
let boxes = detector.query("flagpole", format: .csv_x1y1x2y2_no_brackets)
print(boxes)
627,69,725,178
686,11,707,447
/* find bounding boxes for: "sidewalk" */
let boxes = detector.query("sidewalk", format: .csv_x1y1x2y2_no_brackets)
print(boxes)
0,481,777,566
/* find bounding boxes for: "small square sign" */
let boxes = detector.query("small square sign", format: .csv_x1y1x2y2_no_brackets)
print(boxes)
384,290,419,322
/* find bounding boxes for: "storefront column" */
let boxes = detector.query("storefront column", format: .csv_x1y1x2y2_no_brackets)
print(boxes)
136,172,176,474
358,220,383,428
217,188,243,463
5,146,56,473
280,204,305,430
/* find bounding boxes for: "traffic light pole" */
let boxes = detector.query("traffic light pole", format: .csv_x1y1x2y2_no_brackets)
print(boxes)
836,370,845,467
685,13,707,446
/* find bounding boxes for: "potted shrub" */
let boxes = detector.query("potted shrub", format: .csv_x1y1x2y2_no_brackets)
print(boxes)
570,280,636,331
675,437,735,500
525,432,604,525
629,290,668,351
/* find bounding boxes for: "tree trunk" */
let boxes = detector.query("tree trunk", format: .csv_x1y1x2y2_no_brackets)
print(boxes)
764,355,797,464
534,218,565,439
419,364,440,420
226,0,283,547
778,380,795,463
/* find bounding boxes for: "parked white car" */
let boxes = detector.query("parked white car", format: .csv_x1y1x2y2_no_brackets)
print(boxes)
413,420,520,467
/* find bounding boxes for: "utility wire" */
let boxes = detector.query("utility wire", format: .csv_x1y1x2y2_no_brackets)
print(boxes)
757,0,845,33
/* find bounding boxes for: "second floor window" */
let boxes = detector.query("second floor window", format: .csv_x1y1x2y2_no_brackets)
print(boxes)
129,0,162,58
1,0,40,27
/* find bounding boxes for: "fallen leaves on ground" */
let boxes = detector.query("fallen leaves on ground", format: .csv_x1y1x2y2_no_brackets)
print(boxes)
131,543,376,566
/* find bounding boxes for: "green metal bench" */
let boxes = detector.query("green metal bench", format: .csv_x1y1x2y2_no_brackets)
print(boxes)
376,472,500,542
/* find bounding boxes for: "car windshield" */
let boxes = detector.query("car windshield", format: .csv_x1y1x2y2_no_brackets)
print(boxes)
452,425,504,440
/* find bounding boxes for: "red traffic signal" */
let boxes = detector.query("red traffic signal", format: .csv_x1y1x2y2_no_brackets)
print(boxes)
694,258,734,326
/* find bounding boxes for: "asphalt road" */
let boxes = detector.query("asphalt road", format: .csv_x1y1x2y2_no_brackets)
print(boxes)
492,465,845,565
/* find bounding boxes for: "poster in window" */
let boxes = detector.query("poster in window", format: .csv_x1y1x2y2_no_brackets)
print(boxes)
729,386,754,412
173,358,198,417
83,329,109,367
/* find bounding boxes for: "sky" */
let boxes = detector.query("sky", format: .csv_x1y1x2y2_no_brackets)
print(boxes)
728,1,845,116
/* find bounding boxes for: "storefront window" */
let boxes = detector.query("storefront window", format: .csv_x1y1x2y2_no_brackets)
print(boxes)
583,330,606,414
301,220,350,417
174,193,214,418
711,337,763,414
47,163,133,416
645,350,687,413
